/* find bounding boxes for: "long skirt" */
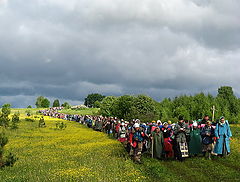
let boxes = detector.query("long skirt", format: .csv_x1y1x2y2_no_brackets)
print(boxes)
164,138,174,158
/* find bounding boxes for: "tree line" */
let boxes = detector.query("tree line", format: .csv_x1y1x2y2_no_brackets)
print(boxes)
85,86,240,123
34,93,105,109
34,96,70,108
33,86,240,123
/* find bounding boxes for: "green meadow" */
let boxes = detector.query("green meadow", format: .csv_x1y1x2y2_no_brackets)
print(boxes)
58,108,100,116
0,109,239,182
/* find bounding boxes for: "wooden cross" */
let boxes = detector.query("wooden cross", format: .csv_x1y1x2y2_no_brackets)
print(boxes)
211,105,217,122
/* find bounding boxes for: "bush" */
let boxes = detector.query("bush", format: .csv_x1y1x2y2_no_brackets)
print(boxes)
25,109,32,116
11,113,20,129
0,132,17,168
39,117,46,128
56,122,67,130
0,114,10,127
5,152,18,167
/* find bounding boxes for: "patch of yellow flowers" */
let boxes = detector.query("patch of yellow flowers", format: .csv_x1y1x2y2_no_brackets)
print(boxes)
53,166,95,178
1,114,150,182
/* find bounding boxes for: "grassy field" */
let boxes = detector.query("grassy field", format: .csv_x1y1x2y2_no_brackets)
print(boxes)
58,108,100,116
4,108,42,115
0,109,240,182
8,108,100,116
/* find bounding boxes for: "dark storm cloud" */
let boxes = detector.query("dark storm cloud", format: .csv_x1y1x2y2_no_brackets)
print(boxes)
0,0,240,107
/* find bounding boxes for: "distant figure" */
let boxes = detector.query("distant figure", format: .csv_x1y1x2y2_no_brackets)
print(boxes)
214,116,232,157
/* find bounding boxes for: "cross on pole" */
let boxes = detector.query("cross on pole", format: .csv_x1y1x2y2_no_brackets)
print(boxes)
211,105,216,122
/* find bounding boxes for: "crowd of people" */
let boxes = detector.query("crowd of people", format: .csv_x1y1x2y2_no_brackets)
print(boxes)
39,107,233,163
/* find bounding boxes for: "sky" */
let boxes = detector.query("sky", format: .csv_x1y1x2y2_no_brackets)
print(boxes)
0,0,240,108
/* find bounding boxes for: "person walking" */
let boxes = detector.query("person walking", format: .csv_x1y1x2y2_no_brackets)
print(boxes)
214,116,232,157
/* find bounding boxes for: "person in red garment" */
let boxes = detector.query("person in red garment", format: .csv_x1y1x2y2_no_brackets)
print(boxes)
161,122,174,158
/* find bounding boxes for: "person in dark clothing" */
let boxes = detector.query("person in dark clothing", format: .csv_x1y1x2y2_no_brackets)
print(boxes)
201,121,215,159
105,120,112,135
201,115,210,125
173,116,190,161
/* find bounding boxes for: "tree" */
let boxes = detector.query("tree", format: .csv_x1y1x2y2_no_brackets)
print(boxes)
27,105,32,108
11,113,20,129
217,86,234,99
217,86,239,115
61,102,71,109
99,95,159,122
0,131,18,167
159,98,174,121
191,93,211,119
93,101,101,108
112,95,135,119
100,96,118,116
52,99,60,107
174,106,190,121
2,104,11,116
35,96,45,108
133,95,159,122
84,93,105,108
35,96,50,108
0,104,11,127
41,98,50,108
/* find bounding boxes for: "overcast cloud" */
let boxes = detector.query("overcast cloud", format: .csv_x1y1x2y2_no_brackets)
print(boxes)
0,0,240,107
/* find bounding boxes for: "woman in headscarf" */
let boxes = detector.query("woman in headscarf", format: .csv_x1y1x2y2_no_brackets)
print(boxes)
201,121,215,159
189,122,202,156
214,116,232,157
151,127,164,159
161,122,174,158
118,122,127,147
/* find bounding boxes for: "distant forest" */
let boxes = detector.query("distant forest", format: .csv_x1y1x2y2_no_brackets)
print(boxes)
84,86,240,123
34,86,240,124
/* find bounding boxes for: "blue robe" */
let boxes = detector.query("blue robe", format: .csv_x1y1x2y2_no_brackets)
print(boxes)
214,121,232,154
